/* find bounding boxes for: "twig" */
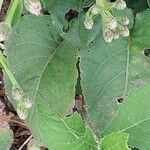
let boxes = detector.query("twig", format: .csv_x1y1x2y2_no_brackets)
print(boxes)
18,134,33,150
10,119,28,128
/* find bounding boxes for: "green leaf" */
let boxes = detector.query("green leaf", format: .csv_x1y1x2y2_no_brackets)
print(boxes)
0,128,13,150
4,15,97,149
33,108,97,149
100,132,129,150
5,15,77,117
125,0,148,13
80,9,150,134
63,13,101,48
103,84,150,150
131,9,150,51
41,0,94,32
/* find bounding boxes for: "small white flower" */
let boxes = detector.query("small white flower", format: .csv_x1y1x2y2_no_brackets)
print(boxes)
120,26,130,37
105,17,117,30
24,0,42,16
89,4,99,15
103,30,113,43
113,31,119,39
0,22,11,42
84,18,94,30
23,95,32,108
17,109,28,120
0,43,5,50
113,0,126,10
12,87,24,100
17,103,28,120
119,17,129,25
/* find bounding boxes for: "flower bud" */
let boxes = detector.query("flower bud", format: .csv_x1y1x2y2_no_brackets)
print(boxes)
23,95,32,108
119,17,129,25
12,87,23,100
113,0,126,10
84,18,94,30
0,22,11,42
24,0,42,16
0,43,5,50
105,17,117,30
103,30,113,43
120,26,129,37
89,4,99,15
17,104,28,120
113,31,119,39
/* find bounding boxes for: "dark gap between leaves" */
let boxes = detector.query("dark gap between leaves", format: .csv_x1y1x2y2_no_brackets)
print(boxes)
144,49,150,57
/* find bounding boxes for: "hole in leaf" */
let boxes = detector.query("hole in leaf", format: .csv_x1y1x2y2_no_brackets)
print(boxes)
110,0,116,2
144,49,150,57
65,9,78,22
43,10,50,15
117,98,124,103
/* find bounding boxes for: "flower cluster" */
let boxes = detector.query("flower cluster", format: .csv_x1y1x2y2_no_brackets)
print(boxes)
84,0,130,43
12,86,32,119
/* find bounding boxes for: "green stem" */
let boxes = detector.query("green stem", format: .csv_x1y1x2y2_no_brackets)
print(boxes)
5,0,20,25
0,51,18,86
0,0,3,12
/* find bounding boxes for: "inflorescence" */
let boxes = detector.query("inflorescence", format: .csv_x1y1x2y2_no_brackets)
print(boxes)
84,0,130,43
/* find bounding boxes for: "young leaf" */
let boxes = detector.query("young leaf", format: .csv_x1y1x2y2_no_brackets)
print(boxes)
100,132,130,150
0,128,13,150
131,9,150,51
103,84,150,150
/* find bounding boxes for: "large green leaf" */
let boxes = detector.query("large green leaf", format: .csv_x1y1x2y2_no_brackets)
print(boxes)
4,15,77,117
79,10,150,135
103,84,150,150
100,132,129,150
3,15,97,149
131,9,150,51
0,128,13,150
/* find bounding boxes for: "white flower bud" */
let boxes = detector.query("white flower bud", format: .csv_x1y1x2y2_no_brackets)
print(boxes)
89,4,99,15
84,18,94,30
105,17,117,30
120,26,130,37
103,30,113,43
113,31,119,39
0,22,11,42
24,0,42,16
23,95,32,108
0,43,5,50
17,109,28,120
113,0,126,10
12,87,23,100
119,17,129,25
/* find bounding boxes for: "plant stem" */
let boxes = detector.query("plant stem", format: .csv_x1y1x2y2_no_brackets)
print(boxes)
5,0,23,26
0,0,3,12
0,51,18,87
